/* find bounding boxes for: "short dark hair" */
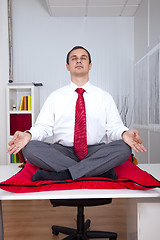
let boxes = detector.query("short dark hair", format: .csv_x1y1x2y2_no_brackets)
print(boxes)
66,46,92,64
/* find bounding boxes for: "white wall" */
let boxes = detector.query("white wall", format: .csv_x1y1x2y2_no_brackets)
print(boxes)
0,0,9,164
134,0,148,62
134,0,160,163
11,0,134,127
134,0,160,61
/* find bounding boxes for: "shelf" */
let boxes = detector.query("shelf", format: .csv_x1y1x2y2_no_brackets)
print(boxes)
8,83,34,87
7,83,40,164
9,111,32,114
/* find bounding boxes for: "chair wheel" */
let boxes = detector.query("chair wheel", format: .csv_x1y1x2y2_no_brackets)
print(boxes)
84,219,91,230
52,229,59,235
109,237,117,240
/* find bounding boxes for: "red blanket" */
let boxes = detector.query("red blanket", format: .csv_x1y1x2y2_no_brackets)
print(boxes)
0,157,160,193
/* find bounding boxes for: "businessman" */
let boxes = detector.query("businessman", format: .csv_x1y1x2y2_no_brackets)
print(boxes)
7,46,146,181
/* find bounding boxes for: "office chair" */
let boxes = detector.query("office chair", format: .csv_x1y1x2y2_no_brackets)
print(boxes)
50,198,117,240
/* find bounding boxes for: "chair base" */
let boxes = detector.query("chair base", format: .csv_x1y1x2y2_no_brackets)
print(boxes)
52,205,117,240
52,223,117,240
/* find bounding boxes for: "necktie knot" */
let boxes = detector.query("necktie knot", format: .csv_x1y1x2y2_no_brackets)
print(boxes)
76,88,85,95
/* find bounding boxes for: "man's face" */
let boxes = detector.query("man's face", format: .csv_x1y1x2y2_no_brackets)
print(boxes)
66,48,92,77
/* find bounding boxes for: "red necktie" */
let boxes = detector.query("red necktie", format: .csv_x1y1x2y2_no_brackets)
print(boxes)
74,88,87,160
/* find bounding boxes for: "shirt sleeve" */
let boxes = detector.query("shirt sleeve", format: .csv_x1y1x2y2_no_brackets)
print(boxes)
29,94,55,141
104,93,129,141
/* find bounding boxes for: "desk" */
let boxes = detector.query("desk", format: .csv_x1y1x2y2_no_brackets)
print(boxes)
0,164,160,240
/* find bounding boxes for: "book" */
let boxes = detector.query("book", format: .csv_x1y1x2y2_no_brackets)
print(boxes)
17,150,26,163
19,96,24,110
28,95,31,110
10,153,14,163
14,154,17,163
19,95,31,111
23,96,27,110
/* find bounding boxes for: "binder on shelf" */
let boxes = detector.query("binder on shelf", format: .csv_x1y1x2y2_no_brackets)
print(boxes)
10,114,32,135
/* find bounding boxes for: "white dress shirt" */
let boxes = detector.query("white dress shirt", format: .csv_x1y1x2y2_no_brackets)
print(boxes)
29,81,128,146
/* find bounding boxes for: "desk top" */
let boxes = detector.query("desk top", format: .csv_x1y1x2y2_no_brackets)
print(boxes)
0,164,160,200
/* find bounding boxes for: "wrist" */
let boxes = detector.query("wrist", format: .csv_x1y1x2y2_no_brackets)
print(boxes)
121,131,127,139
25,131,32,140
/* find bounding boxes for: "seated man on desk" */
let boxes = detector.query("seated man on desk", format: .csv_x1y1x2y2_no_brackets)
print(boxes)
7,46,146,182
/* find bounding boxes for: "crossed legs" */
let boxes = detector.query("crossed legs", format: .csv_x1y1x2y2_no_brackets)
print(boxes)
23,140,131,181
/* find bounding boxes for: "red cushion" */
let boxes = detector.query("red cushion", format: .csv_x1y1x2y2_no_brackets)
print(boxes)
0,157,160,193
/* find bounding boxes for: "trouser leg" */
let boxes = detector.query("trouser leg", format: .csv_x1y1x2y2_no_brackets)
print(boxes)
23,140,79,171
69,140,131,180
23,140,131,180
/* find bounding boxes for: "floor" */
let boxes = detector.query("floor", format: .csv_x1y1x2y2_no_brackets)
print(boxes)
2,198,127,240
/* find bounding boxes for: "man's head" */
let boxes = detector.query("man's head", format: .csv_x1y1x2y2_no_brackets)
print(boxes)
66,46,91,65
66,46,92,86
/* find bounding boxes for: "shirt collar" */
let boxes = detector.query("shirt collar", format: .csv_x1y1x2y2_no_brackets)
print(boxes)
70,81,91,93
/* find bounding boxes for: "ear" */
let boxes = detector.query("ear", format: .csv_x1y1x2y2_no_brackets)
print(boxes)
66,64,70,71
89,63,92,70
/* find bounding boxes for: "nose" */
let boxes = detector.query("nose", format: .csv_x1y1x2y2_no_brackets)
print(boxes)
77,58,81,63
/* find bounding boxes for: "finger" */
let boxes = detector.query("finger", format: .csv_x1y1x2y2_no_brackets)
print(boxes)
139,144,147,152
7,145,15,155
14,146,22,155
8,133,19,146
7,143,19,155
131,145,140,153
135,136,142,144
8,139,14,146
12,132,19,142
133,129,140,136
132,143,147,153
133,131,143,144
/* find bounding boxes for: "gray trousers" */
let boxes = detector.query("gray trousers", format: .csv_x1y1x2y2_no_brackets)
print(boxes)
23,140,131,180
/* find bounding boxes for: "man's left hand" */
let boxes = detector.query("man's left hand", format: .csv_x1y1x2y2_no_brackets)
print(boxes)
122,129,147,153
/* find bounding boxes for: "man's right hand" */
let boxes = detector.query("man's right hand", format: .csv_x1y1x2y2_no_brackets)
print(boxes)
7,131,32,155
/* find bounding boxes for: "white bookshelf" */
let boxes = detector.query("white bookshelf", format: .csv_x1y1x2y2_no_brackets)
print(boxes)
6,83,40,164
